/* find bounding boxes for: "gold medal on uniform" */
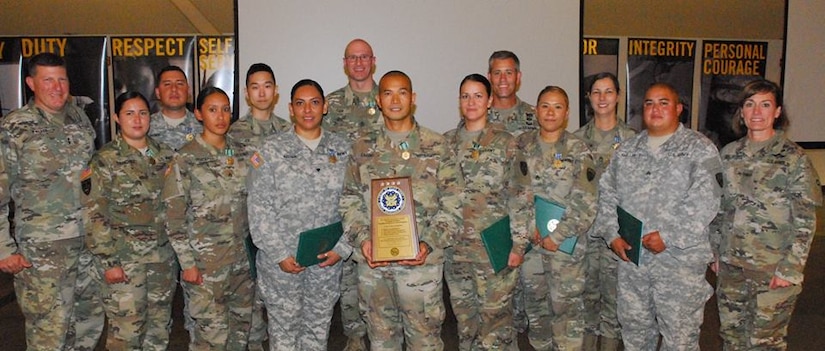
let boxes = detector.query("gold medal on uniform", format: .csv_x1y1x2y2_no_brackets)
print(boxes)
612,135,621,149
471,142,481,160
400,141,411,160
367,100,377,115
227,157,234,166
328,149,337,164
145,148,156,165
553,153,563,169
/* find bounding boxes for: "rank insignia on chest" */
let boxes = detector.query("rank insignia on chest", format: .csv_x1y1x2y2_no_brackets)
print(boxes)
250,152,264,169
520,161,528,176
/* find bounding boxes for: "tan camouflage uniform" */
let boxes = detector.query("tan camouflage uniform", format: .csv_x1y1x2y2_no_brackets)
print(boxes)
340,121,463,351
0,100,104,351
487,98,537,136
85,136,177,350
162,135,254,351
442,123,525,350
594,124,721,350
511,130,597,351
711,131,822,350
249,129,353,350
148,110,202,151
574,119,636,349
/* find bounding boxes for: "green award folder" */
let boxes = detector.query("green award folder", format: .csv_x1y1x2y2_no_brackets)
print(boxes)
244,235,258,279
480,216,513,273
534,195,578,255
296,221,344,267
617,206,644,266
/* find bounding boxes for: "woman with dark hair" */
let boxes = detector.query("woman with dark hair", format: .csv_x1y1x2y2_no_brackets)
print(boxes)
443,74,524,350
574,72,636,351
711,79,822,350
163,87,255,350
86,91,177,350
248,79,352,350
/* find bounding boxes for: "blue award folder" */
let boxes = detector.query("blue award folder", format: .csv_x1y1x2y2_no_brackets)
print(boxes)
534,195,578,254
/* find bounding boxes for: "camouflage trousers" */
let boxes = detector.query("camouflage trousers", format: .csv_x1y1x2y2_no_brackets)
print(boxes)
520,246,586,351
582,236,621,339
183,257,254,351
247,290,268,351
617,252,712,351
97,260,177,351
258,256,342,351
716,262,801,351
444,256,519,351
14,237,104,351
358,262,445,351
340,257,367,338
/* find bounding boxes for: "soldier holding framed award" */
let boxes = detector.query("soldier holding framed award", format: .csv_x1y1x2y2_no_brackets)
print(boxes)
340,71,463,351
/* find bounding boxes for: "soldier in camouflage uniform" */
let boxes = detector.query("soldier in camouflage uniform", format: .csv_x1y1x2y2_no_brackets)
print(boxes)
594,83,721,350
148,66,203,151
85,92,178,350
229,63,290,147
229,62,290,351
248,79,353,351
485,51,537,136
340,71,463,351
710,79,822,350
162,87,254,350
324,39,382,141
574,72,636,351
0,53,104,351
325,38,380,351
443,74,525,350
511,86,597,351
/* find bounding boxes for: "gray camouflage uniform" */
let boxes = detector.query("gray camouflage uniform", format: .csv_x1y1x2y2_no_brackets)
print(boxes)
162,134,254,351
443,123,524,350
340,121,463,351
0,100,104,351
85,135,177,351
594,124,721,350
511,130,597,351
148,110,202,150
248,129,353,351
711,131,822,350
487,98,537,136
574,119,636,345
228,110,289,350
324,82,381,341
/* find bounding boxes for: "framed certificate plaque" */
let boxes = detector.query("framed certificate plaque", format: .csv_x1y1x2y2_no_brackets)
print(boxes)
370,177,419,261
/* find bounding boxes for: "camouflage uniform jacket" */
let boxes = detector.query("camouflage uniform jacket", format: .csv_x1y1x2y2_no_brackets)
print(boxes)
710,131,822,284
228,111,290,148
85,136,176,268
162,134,252,270
595,124,722,264
323,83,382,140
443,124,527,262
248,129,352,266
0,100,95,258
510,130,598,252
340,120,463,265
487,98,537,136
148,110,202,151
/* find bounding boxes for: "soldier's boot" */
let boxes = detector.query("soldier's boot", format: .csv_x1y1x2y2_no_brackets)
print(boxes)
343,336,366,351
599,337,622,351
582,333,599,351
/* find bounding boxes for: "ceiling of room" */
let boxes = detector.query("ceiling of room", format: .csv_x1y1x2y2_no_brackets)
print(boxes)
0,0,234,35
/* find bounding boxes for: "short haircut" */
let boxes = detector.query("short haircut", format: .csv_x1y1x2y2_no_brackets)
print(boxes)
460,73,492,97
290,79,325,102
155,66,187,87
195,86,228,111
646,82,679,98
246,63,275,86
27,52,65,77
380,70,412,91
114,91,150,115
537,85,569,107
488,50,520,72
